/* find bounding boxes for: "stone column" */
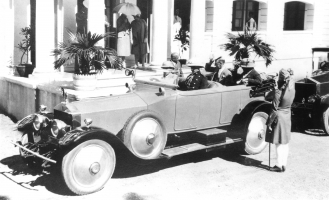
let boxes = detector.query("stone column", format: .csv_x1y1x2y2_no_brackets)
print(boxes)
189,0,206,63
150,0,169,66
167,0,174,61
86,0,105,46
34,0,55,73
0,0,14,69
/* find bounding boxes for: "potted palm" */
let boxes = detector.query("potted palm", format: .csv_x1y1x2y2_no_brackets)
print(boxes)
52,29,122,91
174,28,190,62
221,30,275,66
16,26,35,77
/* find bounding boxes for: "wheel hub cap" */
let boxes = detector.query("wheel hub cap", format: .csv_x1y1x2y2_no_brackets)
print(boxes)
258,129,265,140
89,162,101,175
146,133,156,146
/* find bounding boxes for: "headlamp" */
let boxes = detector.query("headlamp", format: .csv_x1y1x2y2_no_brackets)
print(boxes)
33,114,49,131
51,119,67,137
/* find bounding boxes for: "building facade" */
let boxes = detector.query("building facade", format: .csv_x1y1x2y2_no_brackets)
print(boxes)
1,0,329,79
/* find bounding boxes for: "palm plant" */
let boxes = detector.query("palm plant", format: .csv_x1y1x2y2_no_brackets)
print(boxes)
52,29,122,74
17,26,32,65
221,31,275,66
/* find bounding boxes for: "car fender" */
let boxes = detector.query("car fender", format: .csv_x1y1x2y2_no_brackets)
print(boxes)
229,100,271,138
59,126,127,153
320,95,329,109
241,100,272,120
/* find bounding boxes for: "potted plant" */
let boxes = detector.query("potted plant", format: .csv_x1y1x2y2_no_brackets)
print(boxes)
174,28,190,63
52,29,122,91
221,30,275,66
16,26,35,77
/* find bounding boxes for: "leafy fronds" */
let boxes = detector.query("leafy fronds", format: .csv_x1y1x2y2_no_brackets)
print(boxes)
16,26,32,64
52,29,121,74
221,30,275,67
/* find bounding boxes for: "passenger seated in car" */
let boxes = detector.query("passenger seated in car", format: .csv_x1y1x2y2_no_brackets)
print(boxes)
232,59,262,86
162,52,184,78
205,56,234,86
180,64,208,90
150,62,179,84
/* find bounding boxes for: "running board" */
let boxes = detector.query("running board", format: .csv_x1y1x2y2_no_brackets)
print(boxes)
161,137,243,158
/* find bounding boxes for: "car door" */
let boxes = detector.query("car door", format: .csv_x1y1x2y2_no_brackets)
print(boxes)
174,91,200,131
220,86,242,124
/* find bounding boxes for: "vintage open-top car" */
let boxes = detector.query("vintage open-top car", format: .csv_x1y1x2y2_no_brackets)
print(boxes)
14,77,274,195
292,48,329,134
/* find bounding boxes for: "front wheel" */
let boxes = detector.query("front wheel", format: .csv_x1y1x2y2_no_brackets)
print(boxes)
245,111,268,155
62,139,116,195
322,108,329,135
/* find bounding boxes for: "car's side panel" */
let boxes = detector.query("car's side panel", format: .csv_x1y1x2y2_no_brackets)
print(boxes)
174,94,200,131
198,92,222,129
146,95,177,134
220,90,241,124
240,88,265,112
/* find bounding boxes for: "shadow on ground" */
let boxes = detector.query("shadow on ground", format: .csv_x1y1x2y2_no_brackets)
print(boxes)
112,146,270,179
0,146,269,196
0,155,73,195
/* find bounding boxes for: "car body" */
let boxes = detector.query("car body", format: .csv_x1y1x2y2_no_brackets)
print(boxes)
292,48,329,134
15,77,272,195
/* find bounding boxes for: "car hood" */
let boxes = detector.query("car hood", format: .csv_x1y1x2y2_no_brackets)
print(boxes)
54,93,147,134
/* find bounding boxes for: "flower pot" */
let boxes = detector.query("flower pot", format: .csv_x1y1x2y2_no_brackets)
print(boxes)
16,65,26,77
73,74,97,91
16,64,35,77
24,64,35,77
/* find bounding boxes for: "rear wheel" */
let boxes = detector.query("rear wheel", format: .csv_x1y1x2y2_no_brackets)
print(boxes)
62,139,116,195
123,111,167,160
322,108,329,135
245,112,268,155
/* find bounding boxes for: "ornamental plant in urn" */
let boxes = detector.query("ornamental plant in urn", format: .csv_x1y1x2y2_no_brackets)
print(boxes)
221,30,275,67
16,26,35,77
52,29,122,90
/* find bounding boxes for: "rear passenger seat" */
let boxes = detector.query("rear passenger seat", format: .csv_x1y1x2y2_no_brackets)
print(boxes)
207,81,222,88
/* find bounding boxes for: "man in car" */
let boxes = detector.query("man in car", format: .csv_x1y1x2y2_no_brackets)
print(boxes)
233,59,262,86
205,56,234,86
162,52,184,77
181,64,208,90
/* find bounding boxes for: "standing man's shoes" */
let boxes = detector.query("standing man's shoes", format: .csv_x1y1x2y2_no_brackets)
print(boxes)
270,165,283,172
282,166,286,172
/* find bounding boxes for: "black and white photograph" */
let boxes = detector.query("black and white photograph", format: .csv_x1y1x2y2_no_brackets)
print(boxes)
0,0,329,199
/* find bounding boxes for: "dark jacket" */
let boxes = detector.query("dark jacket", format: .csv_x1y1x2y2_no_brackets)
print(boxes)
265,80,296,144
232,68,262,86
131,17,148,55
184,71,209,90
117,15,131,33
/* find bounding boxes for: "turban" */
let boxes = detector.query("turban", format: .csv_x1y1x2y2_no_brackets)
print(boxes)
279,68,291,80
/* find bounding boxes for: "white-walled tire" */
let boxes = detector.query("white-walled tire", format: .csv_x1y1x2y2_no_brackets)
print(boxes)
62,139,116,195
245,112,268,155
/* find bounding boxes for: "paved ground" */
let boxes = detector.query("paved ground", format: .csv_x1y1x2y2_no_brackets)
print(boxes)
0,113,329,200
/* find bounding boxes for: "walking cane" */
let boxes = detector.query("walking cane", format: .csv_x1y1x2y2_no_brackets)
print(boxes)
269,142,271,170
